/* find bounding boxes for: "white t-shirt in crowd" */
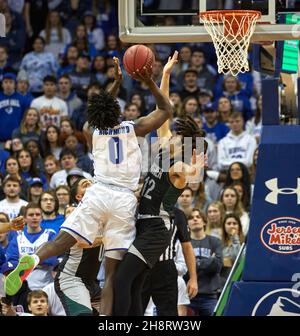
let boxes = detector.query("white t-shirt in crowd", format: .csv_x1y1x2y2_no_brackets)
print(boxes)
31,95,68,130
0,199,28,220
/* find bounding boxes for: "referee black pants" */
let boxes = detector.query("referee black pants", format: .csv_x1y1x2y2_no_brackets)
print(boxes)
142,260,178,316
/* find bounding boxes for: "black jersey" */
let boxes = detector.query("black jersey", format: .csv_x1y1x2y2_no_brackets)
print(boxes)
138,148,184,216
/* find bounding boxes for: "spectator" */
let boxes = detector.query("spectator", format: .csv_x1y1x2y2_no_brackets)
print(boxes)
57,74,83,120
55,185,70,216
190,48,216,91
179,69,200,101
105,33,122,59
122,103,141,122
180,96,200,119
16,149,46,188
66,24,97,59
27,290,49,316
188,209,222,316
91,55,107,86
57,45,78,77
246,95,262,144
231,181,250,212
221,214,245,285
49,148,92,189
31,75,68,130
92,0,118,36
4,156,29,200
129,92,147,117
24,0,48,40
73,82,102,130
188,182,212,213
63,134,93,175
224,162,252,212
1,10,25,67
215,73,254,99
69,54,93,100
169,91,182,117
0,73,29,144
176,45,192,76
40,10,71,59
27,177,44,204
177,187,194,218
44,155,60,186
0,175,28,220
218,75,252,121
217,97,233,125
25,139,45,173
82,10,105,51
206,201,225,240
0,45,14,82
16,70,34,105
12,108,42,144
39,191,64,234
198,89,213,113
20,37,58,95
40,125,62,160
217,112,257,171
202,105,230,146
4,137,24,157
0,260,31,315
220,186,249,236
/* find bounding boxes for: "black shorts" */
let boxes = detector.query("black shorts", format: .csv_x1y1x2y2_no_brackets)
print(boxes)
132,217,172,268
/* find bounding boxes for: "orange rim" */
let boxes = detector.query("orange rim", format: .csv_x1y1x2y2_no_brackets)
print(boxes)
200,10,261,22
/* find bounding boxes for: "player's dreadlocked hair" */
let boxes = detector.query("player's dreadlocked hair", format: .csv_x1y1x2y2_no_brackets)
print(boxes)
87,91,121,130
175,115,208,154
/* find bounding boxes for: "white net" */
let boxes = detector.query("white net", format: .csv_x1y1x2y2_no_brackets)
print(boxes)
200,11,261,76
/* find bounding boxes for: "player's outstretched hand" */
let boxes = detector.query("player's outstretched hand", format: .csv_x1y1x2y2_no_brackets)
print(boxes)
133,66,153,85
163,50,178,75
113,57,123,83
10,216,25,231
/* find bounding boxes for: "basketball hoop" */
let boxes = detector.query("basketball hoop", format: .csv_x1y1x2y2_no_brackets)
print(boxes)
200,10,261,76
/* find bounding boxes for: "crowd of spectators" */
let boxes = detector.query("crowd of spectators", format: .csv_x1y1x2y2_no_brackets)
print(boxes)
0,0,262,316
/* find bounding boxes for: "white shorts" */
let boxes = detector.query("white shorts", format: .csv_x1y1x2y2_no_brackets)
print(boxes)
61,182,137,252
177,276,190,306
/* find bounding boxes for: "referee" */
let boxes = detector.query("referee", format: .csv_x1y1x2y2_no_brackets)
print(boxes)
140,207,198,316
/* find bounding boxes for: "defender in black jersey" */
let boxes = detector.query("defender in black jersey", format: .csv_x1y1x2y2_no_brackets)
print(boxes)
114,116,207,316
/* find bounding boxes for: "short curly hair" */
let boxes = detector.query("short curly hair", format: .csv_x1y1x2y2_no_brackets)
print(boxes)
87,91,121,130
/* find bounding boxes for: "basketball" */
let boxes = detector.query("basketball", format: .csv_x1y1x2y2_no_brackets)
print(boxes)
123,44,155,79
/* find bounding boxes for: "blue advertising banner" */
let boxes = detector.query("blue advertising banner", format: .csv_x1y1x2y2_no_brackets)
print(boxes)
224,282,300,316
243,125,300,281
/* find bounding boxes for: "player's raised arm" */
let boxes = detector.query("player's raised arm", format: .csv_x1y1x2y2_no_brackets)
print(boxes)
157,51,178,140
133,67,173,138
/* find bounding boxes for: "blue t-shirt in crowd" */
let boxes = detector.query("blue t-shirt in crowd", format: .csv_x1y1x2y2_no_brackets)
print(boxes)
0,91,29,142
203,122,230,145
41,215,65,235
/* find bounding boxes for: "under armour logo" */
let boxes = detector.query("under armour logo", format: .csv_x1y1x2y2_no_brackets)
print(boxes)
265,178,300,205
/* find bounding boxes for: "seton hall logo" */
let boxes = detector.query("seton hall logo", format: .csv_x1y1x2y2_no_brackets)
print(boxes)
265,178,300,204
260,217,300,254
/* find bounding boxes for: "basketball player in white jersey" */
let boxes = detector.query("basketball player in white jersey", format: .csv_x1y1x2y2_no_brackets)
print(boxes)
5,56,173,316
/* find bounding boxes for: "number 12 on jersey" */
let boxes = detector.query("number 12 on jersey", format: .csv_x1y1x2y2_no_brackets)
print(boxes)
109,137,124,164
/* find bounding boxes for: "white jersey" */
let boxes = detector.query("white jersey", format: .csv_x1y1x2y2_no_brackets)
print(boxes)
93,121,142,191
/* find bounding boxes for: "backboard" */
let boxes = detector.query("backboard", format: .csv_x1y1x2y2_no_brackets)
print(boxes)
119,0,300,43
